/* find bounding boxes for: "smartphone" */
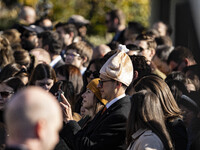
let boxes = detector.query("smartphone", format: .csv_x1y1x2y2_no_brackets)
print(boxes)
57,89,64,102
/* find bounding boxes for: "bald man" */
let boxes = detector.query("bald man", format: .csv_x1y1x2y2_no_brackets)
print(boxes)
92,44,111,60
30,48,51,65
19,6,36,25
5,87,63,150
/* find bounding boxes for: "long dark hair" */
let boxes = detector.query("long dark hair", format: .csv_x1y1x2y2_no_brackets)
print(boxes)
134,75,182,122
126,90,173,150
29,64,56,85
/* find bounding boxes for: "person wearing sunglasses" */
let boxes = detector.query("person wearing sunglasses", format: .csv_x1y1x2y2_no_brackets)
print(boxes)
0,77,24,123
84,58,106,84
133,33,166,79
60,45,133,150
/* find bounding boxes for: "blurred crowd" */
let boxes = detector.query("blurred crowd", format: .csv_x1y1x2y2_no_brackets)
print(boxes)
0,5,200,150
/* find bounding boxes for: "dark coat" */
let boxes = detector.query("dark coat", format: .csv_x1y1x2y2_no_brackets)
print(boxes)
60,95,131,150
166,118,188,150
4,146,28,150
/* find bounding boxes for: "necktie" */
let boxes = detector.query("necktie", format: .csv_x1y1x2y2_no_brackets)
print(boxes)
101,107,107,115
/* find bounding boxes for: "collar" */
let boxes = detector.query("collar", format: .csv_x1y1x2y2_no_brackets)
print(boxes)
132,128,148,140
106,94,126,109
80,67,87,75
50,55,62,68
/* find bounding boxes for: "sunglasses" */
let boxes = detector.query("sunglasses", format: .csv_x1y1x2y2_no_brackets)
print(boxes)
98,79,113,87
85,70,99,78
126,44,144,52
0,91,14,98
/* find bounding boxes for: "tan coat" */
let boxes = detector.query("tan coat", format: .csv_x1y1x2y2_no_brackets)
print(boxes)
127,129,165,150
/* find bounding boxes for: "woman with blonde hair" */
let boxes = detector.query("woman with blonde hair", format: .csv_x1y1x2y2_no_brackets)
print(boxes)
134,75,188,150
78,78,108,127
127,90,173,150
81,78,107,120
0,35,15,70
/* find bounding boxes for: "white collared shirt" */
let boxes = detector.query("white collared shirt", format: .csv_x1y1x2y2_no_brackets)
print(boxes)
80,67,87,75
106,94,126,109
50,55,62,68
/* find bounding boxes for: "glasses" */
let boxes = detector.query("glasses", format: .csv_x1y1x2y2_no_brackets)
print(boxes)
0,91,14,98
85,70,99,78
126,44,144,52
65,53,80,58
98,79,113,87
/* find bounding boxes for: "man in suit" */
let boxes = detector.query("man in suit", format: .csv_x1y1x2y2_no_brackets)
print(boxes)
60,45,133,150
4,87,63,150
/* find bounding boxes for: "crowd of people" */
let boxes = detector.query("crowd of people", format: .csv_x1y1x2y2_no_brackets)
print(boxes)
0,5,200,150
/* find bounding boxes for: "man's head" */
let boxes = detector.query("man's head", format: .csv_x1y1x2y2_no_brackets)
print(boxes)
38,31,63,56
106,9,126,33
133,33,157,63
98,45,133,101
36,17,53,31
92,44,111,60
21,25,44,51
55,23,78,47
30,48,51,65
5,87,62,150
18,6,36,25
152,21,168,36
167,46,196,72
67,15,90,37
65,41,93,69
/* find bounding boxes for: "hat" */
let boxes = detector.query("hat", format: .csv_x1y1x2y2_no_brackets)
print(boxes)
87,78,108,105
100,44,133,86
23,25,44,34
68,15,90,26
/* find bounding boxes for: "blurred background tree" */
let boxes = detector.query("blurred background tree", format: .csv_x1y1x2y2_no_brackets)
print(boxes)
0,0,150,44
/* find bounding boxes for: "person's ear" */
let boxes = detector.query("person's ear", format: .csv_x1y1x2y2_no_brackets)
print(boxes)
184,58,190,66
116,81,122,89
133,70,138,81
81,56,87,64
35,120,46,139
150,49,156,58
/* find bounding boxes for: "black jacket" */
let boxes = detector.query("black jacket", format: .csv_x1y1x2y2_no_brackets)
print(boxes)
60,95,131,150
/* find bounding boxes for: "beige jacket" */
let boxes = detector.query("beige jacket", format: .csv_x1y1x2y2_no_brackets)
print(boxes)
127,129,165,150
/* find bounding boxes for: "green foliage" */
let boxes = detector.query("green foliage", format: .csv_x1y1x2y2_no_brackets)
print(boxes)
0,0,150,44
50,0,150,35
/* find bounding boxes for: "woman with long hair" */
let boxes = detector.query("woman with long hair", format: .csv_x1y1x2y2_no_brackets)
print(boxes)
127,90,173,150
29,63,56,91
81,78,107,121
78,78,107,127
134,75,188,150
